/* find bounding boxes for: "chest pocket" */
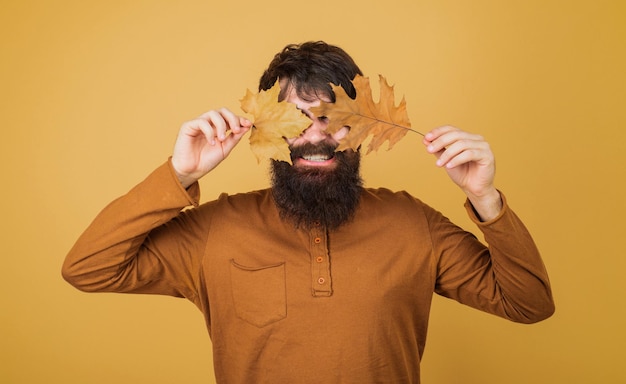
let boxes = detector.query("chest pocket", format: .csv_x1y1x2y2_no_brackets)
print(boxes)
229,259,287,328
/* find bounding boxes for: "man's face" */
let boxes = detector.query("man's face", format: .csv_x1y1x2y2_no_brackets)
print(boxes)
282,83,351,170
270,83,363,229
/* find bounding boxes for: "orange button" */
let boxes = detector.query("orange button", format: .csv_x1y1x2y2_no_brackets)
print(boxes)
314,237,322,244
317,277,325,285
316,256,324,263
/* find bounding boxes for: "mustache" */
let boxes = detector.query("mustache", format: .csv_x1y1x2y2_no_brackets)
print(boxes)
289,141,339,162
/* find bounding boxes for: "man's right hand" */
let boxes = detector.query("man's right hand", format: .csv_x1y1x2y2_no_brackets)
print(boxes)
171,108,252,188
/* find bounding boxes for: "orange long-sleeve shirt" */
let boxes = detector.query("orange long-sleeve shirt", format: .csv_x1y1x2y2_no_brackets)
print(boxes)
62,160,554,383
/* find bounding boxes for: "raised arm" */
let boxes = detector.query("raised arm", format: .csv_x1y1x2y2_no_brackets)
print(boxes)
62,108,250,295
422,125,554,322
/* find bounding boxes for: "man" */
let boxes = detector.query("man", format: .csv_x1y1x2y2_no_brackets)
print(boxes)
62,41,554,383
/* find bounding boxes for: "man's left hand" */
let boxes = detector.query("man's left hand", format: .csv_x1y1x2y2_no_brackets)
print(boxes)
423,125,502,221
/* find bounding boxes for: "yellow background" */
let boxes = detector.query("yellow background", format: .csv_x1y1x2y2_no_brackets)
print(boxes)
2,0,625,383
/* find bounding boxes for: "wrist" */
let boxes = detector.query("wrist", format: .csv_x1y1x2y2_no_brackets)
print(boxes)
466,187,502,222
169,157,198,189
176,172,197,189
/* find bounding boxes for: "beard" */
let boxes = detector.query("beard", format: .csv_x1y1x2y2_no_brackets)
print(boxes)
271,141,363,230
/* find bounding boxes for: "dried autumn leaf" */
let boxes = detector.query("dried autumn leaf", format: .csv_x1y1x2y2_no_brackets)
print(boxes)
310,75,413,153
240,81,311,163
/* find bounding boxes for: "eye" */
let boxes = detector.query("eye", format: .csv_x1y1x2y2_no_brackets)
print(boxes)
299,109,314,120
318,116,329,123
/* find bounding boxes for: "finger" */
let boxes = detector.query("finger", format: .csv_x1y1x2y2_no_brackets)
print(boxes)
427,129,484,155
181,118,217,144
239,116,253,130
423,125,459,145
438,140,491,168
219,124,251,156
204,110,229,142
440,147,480,169
217,107,248,136
424,126,462,152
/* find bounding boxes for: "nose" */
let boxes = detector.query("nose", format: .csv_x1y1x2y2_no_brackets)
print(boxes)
299,117,329,144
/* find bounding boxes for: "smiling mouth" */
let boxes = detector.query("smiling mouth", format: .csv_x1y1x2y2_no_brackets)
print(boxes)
302,154,334,162
295,153,337,168
290,141,339,167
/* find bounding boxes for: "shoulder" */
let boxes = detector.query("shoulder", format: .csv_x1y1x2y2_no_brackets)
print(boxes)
361,187,425,208
197,188,276,220
197,188,273,212
215,188,272,203
359,187,429,216
176,189,275,232
359,187,448,223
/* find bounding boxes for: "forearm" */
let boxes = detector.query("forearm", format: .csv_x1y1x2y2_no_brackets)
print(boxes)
464,195,555,322
62,160,199,293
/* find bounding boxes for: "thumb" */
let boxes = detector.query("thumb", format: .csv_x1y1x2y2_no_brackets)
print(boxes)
221,125,251,155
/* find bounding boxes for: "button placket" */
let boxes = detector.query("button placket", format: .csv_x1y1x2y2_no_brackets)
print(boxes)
310,226,332,297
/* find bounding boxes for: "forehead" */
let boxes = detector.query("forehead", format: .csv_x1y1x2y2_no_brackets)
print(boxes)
278,78,332,104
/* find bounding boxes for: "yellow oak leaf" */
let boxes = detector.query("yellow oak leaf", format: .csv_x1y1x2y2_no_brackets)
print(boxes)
310,75,414,153
240,81,311,163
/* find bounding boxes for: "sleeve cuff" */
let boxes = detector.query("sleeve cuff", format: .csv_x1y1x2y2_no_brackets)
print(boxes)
464,190,508,227
166,157,200,207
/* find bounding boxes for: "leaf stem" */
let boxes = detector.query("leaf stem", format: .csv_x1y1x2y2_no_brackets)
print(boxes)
356,114,424,136
406,127,425,137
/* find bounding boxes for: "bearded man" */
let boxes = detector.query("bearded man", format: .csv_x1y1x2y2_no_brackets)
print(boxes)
63,41,554,384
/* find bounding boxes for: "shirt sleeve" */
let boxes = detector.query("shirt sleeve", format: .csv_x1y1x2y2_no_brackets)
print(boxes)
61,159,207,301
431,192,555,323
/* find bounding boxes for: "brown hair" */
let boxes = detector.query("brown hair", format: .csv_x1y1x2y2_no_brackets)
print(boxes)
258,41,363,102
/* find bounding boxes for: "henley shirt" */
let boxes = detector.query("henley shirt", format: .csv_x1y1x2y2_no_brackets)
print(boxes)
62,160,554,384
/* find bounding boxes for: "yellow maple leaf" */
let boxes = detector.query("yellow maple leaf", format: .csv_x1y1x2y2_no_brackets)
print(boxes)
310,75,414,153
240,81,311,163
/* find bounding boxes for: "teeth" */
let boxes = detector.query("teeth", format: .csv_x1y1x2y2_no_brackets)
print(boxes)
303,154,330,161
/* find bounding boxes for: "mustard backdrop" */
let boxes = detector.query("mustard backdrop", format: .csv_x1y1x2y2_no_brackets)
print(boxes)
2,0,624,383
